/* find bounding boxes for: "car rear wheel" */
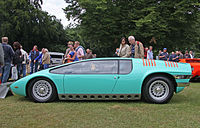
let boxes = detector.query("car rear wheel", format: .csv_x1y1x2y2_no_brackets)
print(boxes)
28,78,57,103
142,76,174,104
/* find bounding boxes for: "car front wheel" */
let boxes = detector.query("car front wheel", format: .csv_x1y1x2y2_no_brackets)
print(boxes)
142,76,174,104
28,78,57,103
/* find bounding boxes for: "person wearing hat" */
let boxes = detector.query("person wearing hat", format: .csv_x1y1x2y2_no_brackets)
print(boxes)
159,48,169,61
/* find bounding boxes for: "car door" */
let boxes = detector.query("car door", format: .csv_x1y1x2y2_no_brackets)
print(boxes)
112,59,140,94
63,60,118,94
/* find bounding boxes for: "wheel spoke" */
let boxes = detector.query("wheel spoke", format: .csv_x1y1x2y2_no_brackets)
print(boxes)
32,80,52,101
149,80,169,101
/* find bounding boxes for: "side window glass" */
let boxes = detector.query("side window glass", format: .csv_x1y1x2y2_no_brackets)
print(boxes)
50,60,118,74
89,60,118,74
119,60,132,74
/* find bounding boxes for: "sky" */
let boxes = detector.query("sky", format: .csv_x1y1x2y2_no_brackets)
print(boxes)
41,0,71,27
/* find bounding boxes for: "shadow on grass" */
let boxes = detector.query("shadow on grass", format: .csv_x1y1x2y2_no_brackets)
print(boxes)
15,96,143,104
58,99,142,104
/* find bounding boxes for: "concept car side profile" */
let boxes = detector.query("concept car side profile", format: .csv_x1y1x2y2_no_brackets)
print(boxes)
10,58,192,104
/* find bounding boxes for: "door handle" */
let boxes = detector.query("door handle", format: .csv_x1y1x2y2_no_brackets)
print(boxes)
114,76,120,79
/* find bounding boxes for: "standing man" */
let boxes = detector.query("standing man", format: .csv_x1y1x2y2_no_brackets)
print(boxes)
85,49,93,59
169,52,176,61
34,48,45,70
169,51,179,62
74,41,86,60
0,42,4,84
178,51,184,59
128,36,144,59
189,51,194,59
42,48,51,69
159,48,169,61
175,51,180,62
128,36,135,58
147,46,153,59
184,50,190,58
29,45,39,74
1,37,14,83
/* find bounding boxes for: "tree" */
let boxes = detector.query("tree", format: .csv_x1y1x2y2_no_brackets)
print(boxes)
0,0,67,53
64,0,200,56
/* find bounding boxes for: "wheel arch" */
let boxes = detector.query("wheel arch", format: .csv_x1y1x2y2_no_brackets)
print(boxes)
142,72,177,93
25,76,58,97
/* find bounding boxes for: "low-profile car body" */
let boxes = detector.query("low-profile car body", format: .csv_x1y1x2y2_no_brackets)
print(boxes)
10,58,192,104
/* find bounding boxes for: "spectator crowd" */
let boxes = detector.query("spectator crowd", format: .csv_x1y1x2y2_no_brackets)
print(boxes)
0,37,96,84
114,36,195,62
0,36,195,84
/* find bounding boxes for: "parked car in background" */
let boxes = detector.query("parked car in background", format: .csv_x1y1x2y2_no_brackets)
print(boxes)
179,58,200,81
49,52,64,66
11,58,192,104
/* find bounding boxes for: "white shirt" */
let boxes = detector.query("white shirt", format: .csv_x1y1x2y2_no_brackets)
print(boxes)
189,54,194,59
20,49,28,64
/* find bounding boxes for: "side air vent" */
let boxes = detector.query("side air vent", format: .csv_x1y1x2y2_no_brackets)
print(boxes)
105,95,109,99
90,95,95,99
58,94,141,101
120,95,124,99
127,95,131,99
61,95,66,99
68,95,73,99
112,95,117,99
98,95,102,99
76,95,80,99
83,95,87,99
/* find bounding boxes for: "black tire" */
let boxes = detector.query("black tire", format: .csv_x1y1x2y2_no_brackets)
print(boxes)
27,78,57,103
142,76,174,104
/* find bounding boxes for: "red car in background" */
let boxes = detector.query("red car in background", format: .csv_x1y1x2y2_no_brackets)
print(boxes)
179,58,200,81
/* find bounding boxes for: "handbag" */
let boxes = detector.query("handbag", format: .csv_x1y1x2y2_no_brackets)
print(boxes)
11,66,18,80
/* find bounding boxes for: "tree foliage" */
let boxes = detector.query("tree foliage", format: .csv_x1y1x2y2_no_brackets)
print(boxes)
64,0,200,56
0,0,67,53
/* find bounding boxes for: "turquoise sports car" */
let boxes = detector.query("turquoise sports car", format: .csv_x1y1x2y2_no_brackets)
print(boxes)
10,58,192,104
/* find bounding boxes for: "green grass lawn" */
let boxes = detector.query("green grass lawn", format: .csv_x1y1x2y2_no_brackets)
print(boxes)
0,83,200,128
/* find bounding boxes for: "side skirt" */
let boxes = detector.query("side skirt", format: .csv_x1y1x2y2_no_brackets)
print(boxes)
58,94,141,101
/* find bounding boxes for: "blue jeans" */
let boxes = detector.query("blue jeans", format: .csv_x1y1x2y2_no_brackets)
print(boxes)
43,64,49,69
30,61,38,74
21,64,26,77
1,63,11,83
17,64,22,78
